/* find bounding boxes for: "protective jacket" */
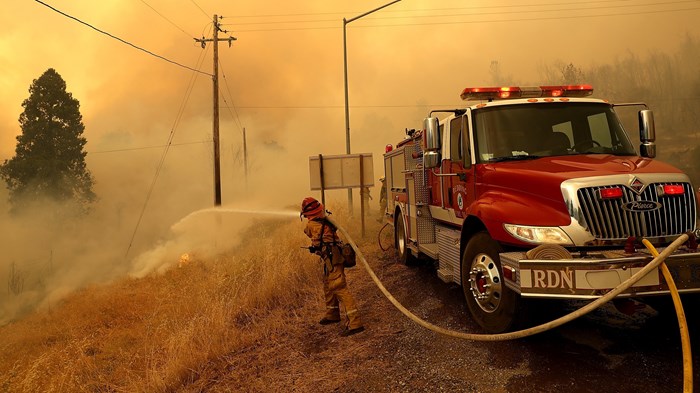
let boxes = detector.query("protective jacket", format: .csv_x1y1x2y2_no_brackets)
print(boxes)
304,218,341,251
304,217,363,330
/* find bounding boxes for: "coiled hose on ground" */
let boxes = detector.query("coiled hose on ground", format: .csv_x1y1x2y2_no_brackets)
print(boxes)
329,217,692,392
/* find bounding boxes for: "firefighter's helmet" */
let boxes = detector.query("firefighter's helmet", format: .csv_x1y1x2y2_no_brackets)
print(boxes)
301,197,324,219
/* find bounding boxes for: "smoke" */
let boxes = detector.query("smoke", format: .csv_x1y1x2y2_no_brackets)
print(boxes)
0,198,136,324
0,197,300,324
129,206,298,278
1,1,698,324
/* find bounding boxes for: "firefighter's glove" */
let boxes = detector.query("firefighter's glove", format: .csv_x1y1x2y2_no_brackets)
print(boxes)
308,245,318,254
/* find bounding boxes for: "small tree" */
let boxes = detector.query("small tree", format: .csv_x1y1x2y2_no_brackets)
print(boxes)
0,68,95,213
560,63,585,85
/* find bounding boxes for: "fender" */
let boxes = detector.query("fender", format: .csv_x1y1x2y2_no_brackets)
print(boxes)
460,215,487,262
394,203,408,229
466,188,571,247
394,202,409,240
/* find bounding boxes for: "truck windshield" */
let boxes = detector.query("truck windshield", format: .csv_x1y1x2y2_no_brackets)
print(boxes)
472,102,636,163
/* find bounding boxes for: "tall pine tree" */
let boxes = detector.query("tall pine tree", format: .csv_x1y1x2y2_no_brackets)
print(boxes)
1,68,95,213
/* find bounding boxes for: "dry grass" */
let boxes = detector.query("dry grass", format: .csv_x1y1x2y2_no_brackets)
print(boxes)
0,213,342,392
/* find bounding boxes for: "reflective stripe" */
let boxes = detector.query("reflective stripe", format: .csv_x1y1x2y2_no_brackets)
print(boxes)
346,309,358,315
327,306,339,309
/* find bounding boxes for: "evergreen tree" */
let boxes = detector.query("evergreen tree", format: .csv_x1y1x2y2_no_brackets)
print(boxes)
0,68,95,213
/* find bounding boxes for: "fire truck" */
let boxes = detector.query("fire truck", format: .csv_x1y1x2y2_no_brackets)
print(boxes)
383,85,700,333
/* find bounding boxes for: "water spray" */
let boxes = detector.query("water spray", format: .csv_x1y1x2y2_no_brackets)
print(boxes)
172,206,298,229
130,206,299,278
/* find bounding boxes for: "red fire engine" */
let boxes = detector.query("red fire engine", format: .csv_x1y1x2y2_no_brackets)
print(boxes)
383,85,700,333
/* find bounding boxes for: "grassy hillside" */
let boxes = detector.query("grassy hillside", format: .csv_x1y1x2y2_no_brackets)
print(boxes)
0,216,331,392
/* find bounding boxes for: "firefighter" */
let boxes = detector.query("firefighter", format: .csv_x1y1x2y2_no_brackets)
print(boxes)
301,197,365,337
378,176,387,219
360,187,372,216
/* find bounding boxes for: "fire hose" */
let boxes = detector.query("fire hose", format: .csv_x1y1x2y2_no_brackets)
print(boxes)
328,217,692,392
642,239,693,392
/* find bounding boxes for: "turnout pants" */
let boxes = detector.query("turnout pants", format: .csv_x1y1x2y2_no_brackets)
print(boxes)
321,249,363,329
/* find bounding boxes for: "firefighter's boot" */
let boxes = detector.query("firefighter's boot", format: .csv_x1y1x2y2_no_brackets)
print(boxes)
337,287,363,331
340,325,365,337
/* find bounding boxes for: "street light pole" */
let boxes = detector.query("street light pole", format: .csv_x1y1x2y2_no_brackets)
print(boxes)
343,0,401,214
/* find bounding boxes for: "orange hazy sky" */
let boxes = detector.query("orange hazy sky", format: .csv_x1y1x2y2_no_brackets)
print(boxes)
1,0,700,322
1,0,699,209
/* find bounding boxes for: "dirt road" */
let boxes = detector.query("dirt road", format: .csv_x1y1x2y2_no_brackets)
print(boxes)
202,227,699,392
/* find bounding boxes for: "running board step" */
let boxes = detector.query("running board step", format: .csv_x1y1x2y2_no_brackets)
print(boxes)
437,268,453,283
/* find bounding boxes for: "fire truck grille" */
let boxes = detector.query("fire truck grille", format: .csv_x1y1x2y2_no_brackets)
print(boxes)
576,182,696,240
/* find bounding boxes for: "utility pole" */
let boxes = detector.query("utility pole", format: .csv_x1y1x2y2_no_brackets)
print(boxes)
195,15,236,206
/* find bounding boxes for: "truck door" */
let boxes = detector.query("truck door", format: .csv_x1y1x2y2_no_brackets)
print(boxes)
444,114,474,219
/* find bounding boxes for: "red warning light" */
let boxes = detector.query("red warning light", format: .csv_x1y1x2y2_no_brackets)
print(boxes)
600,187,623,199
662,184,685,195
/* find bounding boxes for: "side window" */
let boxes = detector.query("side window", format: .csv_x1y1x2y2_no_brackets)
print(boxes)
588,113,612,146
450,117,462,162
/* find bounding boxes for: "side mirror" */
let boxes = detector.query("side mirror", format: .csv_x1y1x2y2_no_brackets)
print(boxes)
424,117,440,151
423,117,441,168
639,109,656,158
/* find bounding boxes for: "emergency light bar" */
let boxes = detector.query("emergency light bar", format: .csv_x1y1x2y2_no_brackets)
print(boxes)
460,85,594,101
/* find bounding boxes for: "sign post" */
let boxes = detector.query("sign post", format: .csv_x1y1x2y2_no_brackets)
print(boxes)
318,154,326,206
309,153,374,237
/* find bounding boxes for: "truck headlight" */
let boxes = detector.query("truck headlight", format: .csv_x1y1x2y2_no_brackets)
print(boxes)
503,224,573,245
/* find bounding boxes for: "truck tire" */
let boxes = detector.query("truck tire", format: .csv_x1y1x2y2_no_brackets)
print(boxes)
395,215,414,265
461,231,520,333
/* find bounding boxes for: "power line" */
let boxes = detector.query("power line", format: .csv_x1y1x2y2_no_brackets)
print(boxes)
224,0,698,26
354,5,700,28
222,0,689,18
218,58,244,132
375,0,648,14
189,0,211,20
218,59,247,176
139,0,194,39
125,42,210,258
34,0,212,76
88,140,210,154
200,20,214,39
227,5,700,32
226,1,601,17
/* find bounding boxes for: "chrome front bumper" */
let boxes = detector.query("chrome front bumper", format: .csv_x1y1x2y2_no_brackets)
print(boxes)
500,248,700,299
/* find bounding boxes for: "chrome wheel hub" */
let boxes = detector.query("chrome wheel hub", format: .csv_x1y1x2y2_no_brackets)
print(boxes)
468,253,503,313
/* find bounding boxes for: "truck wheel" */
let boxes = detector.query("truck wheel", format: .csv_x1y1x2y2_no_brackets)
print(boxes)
395,215,413,265
461,231,520,333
